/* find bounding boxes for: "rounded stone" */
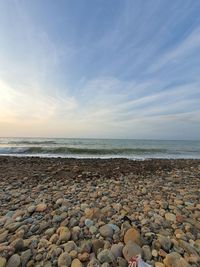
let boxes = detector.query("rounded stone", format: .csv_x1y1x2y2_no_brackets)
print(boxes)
87,259,101,267
163,252,180,266
117,257,128,267
89,226,97,234
27,205,36,213
11,238,24,252
0,257,6,267
21,249,32,267
122,241,142,262
85,219,93,228
157,235,172,252
152,249,158,257
58,227,71,242
35,203,47,212
142,245,152,261
97,249,115,264
78,252,90,262
0,231,8,243
92,239,104,255
165,213,176,222
110,243,123,258
71,259,84,267
63,241,77,253
124,228,141,245
155,263,165,267
58,252,71,267
99,224,114,238
6,254,21,267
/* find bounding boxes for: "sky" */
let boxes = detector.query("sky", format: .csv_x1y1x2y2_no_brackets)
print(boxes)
0,0,200,139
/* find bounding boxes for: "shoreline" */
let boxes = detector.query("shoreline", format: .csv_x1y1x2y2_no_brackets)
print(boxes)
1,154,200,160
0,157,200,266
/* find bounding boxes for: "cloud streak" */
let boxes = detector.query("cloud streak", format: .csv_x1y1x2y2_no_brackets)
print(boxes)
0,0,200,139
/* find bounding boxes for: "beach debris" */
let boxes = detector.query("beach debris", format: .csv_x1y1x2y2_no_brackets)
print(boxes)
128,255,152,267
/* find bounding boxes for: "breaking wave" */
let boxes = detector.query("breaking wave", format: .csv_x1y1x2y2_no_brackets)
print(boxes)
0,146,168,155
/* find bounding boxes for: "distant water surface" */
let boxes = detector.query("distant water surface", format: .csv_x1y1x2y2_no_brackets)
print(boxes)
0,137,200,159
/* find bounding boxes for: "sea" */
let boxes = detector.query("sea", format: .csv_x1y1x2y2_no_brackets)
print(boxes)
0,137,200,159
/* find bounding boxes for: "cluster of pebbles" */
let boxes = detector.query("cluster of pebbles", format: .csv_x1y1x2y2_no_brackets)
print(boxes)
0,157,200,267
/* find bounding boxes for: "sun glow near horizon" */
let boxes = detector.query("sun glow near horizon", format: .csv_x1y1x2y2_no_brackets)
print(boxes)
0,0,200,139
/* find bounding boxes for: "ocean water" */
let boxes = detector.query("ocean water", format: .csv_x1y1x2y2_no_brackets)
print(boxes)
0,137,200,159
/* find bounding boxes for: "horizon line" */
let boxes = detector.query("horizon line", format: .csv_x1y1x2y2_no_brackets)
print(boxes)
0,136,200,142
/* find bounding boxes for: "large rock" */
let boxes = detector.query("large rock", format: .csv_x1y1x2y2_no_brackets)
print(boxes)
62,241,77,253
85,208,100,219
124,228,141,245
111,243,124,258
117,257,128,267
122,241,142,262
27,205,36,213
87,258,101,267
80,240,92,253
165,213,176,222
84,219,93,228
57,227,71,242
6,254,21,267
71,258,84,267
11,238,24,252
99,224,114,238
142,245,152,261
0,257,6,267
58,252,71,267
5,222,21,232
36,203,47,212
178,240,198,255
92,239,104,255
155,263,165,267
97,249,115,264
21,249,32,267
78,252,90,262
0,231,8,243
163,252,190,267
157,235,171,252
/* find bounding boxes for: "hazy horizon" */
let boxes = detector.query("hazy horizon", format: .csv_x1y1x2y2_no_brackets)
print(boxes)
0,136,200,142
1,0,200,139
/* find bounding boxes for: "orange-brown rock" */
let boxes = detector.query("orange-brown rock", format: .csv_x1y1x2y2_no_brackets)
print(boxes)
124,228,141,245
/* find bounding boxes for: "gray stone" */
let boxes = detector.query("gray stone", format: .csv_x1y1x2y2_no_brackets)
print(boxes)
89,226,97,234
6,254,21,267
97,249,115,264
158,235,171,252
85,219,94,228
179,240,198,255
58,252,71,267
122,241,142,262
110,243,123,258
87,258,101,267
99,225,114,238
21,249,32,267
142,245,152,260
11,238,24,252
62,241,78,253
117,257,128,267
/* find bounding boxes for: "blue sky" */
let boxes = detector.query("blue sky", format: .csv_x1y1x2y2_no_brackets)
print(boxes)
0,0,200,139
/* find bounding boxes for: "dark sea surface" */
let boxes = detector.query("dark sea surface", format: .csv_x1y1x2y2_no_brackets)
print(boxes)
0,137,200,159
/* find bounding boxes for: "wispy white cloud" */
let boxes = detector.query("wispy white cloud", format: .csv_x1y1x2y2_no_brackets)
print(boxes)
148,27,200,73
0,75,200,139
0,78,77,122
0,1,200,139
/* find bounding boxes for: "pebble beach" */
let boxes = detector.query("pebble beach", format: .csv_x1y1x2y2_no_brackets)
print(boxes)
0,157,200,267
